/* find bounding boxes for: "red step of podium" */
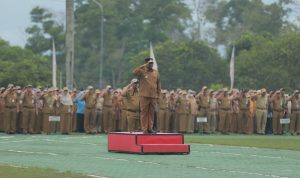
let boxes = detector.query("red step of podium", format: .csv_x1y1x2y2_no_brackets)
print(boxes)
107,132,190,154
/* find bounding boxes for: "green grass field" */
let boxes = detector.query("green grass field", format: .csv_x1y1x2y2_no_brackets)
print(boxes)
0,133,300,178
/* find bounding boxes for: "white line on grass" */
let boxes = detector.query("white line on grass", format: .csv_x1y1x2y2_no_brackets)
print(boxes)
195,166,288,178
88,174,108,178
5,149,58,156
210,151,282,159
0,139,35,144
95,156,161,165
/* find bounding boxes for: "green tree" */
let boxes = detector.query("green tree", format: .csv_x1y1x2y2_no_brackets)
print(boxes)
205,0,292,46
74,0,191,88
0,39,51,87
234,32,300,91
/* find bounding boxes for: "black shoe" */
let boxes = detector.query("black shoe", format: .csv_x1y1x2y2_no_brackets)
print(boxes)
148,130,157,134
143,130,149,134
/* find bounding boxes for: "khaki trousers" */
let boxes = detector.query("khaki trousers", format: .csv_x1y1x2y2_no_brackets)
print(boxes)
198,108,209,132
256,109,267,134
230,113,238,133
4,107,17,133
218,109,231,133
22,108,36,133
290,111,300,134
272,111,283,134
103,106,114,132
139,97,156,132
127,111,139,132
178,113,188,132
238,110,249,133
158,109,169,132
208,111,217,133
0,112,4,132
84,108,95,133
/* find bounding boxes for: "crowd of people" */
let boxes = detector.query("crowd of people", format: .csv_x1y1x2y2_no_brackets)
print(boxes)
0,83,299,135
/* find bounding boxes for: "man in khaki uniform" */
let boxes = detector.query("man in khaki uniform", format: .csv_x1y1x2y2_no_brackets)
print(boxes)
238,90,250,134
0,87,5,132
253,89,268,134
176,91,190,133
2,84,18,134
168,91,177,132
208,90,218,133
95,89,104,133
40,88,57,134
196,86,210,133
287,90,300,135
122,79,140,132
101,85,114,133
230,90,240,133
20,85,36,134
158,90,169,132
188,91,197,133
270,90,284,135
133,58,161,133
216,88,231,134
80,86,97,134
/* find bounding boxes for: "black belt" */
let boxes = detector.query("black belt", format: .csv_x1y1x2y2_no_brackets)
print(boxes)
126,109,139,113
5,106,16,109
23,106,35,109
220,108,230,111
256,108,267,110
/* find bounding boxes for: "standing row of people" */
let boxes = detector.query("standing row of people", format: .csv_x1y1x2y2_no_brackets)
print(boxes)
0,83,299,135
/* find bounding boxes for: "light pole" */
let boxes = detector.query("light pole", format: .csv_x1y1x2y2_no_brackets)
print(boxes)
92,0,104,88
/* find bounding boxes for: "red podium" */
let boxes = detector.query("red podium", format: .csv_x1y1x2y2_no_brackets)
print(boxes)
107,132,190,154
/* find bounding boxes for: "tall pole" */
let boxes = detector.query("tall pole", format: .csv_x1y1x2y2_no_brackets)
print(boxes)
66,0,74,89
92,0,104,88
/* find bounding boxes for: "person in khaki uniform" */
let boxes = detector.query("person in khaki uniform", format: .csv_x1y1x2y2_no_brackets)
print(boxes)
57,87,73,134
113,90,123,131
35,89,43,134
0,87,6,132
168,91,177,132
158,90,169,132
208,90,218,133
40,88,57,134
101,85,114,133
176,91,190,133
196,86,210,133
20,85,36,134
16,87,23,133
133,58,161,133
238,90,250,134
230,90,240,133
269,90,284,135
253,89,268,134
188,91,197,133
94,89,104,133
287,90,300,135
216,88,231,134
122,79,140,132
2,85,18,134
80,86,97,133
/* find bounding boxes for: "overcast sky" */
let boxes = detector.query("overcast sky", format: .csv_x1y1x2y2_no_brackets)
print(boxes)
0,0,298,48
0,0,65,47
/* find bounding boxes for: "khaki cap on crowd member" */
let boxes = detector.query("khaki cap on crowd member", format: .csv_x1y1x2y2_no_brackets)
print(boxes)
88,86,94,90
261,88,267,93
95,89,101,94
63,87,68,91
223,88,228,92
275,90,281,94
27,84,33,88
106,85,112,89
131,78,138,84
294,90,300,94
8,84,14,88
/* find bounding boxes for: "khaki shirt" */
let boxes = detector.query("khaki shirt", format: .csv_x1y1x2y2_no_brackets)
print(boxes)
239,96,249,110
159,94,168,110
103,92,113,107
21,92,35,108
218,96,231,109
123,87,139,111
133,65,161,98
176,96,190,114
41,94,56,114
3,91,17,108
81,93,96,109
189,97,198,115
196,93,209,108
255,95,268,109
290,96,300,110
272,97,284,111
